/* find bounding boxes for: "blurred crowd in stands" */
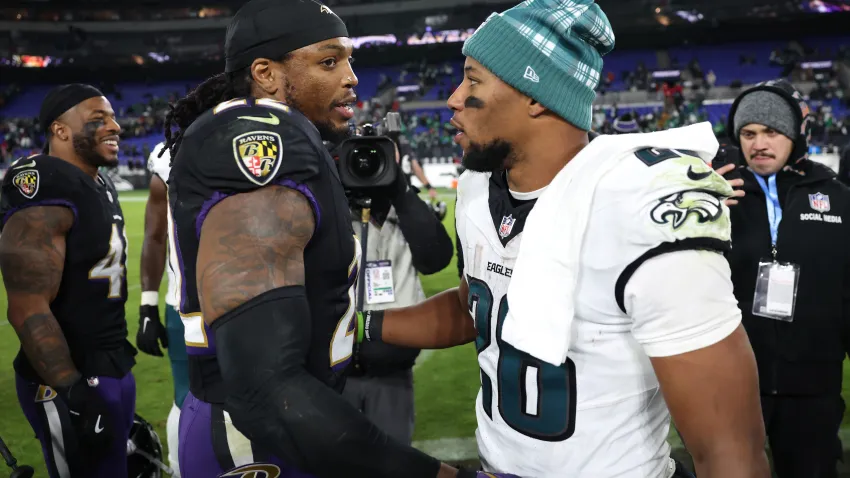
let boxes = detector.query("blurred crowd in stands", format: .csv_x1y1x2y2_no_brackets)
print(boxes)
1,42,849,166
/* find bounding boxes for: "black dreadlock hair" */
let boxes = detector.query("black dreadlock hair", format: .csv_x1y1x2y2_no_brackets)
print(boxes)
161,53,291,162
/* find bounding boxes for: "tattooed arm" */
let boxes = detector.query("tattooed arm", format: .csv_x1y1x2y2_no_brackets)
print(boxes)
0,206,79,388
197,186,458,478
197,185,310,321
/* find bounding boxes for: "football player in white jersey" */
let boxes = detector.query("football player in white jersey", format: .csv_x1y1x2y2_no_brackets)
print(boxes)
138,141,187,476
354,1,769,477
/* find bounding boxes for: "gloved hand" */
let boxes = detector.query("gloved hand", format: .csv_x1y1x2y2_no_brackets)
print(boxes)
58,377,115,468
137,303,168,356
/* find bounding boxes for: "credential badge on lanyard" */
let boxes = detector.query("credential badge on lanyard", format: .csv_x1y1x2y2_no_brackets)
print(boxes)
751,173,800,321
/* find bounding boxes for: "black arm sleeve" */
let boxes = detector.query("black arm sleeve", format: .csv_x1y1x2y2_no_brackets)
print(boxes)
392,188,453,275
212,286,442,478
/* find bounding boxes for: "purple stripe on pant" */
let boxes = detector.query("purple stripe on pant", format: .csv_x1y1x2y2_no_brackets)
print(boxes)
179,391,314,478
15,372,136,478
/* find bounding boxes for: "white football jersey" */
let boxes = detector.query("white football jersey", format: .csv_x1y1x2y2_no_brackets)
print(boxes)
456,145,740,477
147,142,179,307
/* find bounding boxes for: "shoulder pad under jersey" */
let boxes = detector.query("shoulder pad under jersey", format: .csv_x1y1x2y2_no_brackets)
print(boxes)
600,145,733,245
1,155,89,226
175,98,325,192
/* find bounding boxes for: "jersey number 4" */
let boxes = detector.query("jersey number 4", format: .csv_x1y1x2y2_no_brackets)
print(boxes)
88,223,127,299
468,276,577,442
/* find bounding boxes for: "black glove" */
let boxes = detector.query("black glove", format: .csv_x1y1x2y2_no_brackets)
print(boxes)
58,378,115,468
137,303,168,356
712,144,742,182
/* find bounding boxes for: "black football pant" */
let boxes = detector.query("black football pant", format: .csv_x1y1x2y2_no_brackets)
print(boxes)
762,394,844,478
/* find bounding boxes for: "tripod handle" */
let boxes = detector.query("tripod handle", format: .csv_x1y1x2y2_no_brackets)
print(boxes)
0,434,18,468
0,434,35,477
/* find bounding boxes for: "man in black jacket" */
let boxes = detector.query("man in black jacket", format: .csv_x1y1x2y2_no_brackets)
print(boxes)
344,157,454,444
724,79,850,478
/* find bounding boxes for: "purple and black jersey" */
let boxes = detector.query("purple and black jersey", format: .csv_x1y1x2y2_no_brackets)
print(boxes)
167,97,359,404
0,155,134,383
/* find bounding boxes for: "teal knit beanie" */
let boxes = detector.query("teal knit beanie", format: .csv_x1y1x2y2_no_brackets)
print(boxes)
462,0,615,131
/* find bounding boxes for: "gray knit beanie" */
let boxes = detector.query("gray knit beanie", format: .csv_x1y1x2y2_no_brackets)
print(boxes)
733,90,797,141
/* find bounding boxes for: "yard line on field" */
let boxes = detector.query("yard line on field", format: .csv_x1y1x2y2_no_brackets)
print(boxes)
413,437,478,462
118,196,149,202
413,349,435,370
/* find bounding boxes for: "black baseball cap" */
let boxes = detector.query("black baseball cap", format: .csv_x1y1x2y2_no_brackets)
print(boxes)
225,0,349,73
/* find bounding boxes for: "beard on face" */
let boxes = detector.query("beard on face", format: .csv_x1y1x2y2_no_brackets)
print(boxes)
284,87,352,146
462,139,514,173
72,128,116,168
315,119,352,145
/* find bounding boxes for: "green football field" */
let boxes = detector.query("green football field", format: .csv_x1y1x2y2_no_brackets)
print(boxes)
3,188,850,476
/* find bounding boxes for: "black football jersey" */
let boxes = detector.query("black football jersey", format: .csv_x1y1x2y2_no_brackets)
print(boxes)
0,155,134,382
168,97,359,404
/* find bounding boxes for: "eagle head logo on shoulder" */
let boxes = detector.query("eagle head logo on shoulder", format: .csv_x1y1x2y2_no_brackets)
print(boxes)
650,190,723,230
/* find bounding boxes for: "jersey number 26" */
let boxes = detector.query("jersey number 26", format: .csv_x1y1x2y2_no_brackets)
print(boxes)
468,276,577,442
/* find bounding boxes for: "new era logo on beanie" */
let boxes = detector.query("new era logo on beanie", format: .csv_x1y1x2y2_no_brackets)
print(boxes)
462,0,615,131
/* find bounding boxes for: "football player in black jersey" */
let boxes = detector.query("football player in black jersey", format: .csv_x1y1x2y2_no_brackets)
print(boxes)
162,1,514,477
0,84,137,477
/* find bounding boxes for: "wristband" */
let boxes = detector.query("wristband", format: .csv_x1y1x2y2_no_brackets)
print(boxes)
362,310,384,342
356,312,365,344
141,291,159,307
424,183,434,190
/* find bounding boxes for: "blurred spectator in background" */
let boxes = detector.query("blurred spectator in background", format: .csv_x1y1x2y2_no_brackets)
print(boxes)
722,79,850,478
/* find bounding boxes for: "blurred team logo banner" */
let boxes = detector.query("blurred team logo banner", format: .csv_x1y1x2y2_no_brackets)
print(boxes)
12,170,39,199
809,192,831,213
232,131,283,186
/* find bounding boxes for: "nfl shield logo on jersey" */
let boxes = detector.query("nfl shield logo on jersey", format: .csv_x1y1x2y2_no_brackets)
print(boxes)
232,131,283,186
809,192,830,213
498,214,516,238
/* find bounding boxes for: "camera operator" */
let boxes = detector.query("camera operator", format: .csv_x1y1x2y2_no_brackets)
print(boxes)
720,79,850,478
343,143,454,444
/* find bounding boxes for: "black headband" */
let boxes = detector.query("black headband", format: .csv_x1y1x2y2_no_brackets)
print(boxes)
39,83,105,132
224,0,349,73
